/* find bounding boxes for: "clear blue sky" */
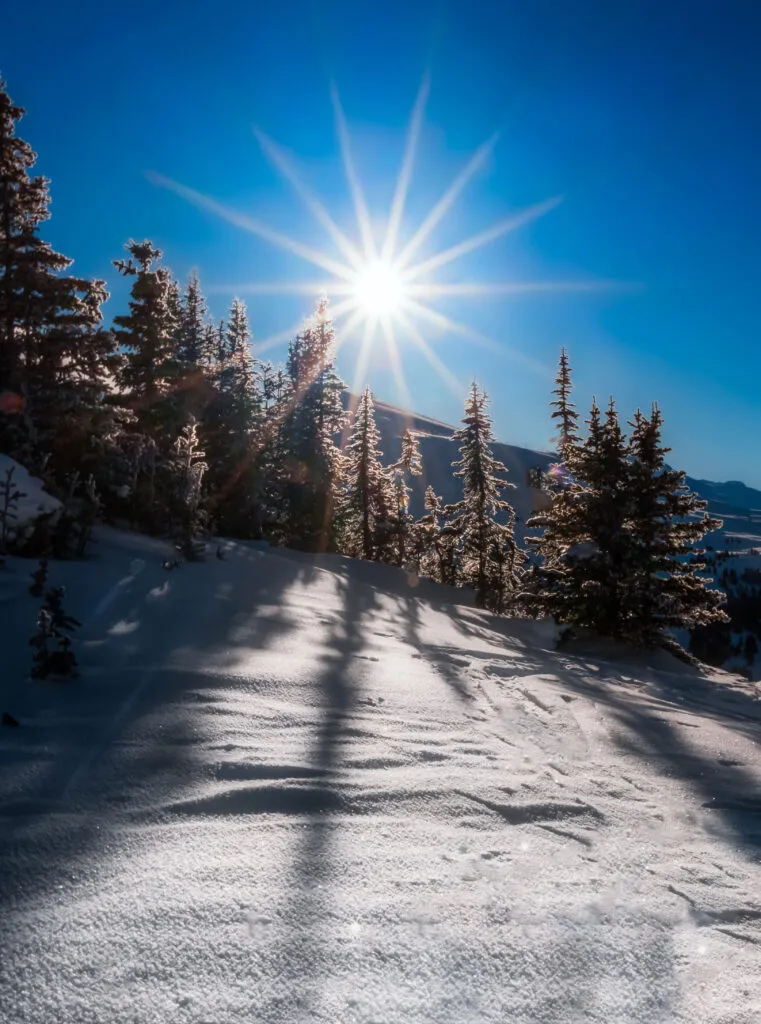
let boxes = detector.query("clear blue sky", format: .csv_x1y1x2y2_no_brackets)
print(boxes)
3,0,760,485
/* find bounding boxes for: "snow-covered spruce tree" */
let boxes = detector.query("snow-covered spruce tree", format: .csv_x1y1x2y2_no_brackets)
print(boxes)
414,485,458,586
203,298,263,536
166,416,208,554
337,387,392,560
447,383,523,610
550,347,579,454
174,272,215,421
386,428,423,567
524,398,632,634
0,80,122,479
256,363,291,534
176,272,207,367
396,428,423,477
113,240,180,440
281,297,346,550
623,403,726,645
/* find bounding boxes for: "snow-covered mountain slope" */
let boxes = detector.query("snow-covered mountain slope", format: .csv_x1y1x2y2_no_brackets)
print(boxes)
2,527,761,1023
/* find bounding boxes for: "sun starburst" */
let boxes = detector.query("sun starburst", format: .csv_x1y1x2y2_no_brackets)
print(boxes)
148,76,630,402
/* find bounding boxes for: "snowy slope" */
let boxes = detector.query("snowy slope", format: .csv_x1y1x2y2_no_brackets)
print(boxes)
2,527,761,1023
0,453,62,540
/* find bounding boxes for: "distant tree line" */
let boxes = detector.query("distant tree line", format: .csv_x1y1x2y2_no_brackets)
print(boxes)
0,78,735,658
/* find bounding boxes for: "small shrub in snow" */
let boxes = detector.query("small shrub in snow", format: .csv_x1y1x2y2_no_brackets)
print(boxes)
0,465,26,560
30,587,81,680
29,558,49,597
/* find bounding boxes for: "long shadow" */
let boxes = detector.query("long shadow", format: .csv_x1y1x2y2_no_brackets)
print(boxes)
267,568,379,1021
553,654,761,861
0,540,311,914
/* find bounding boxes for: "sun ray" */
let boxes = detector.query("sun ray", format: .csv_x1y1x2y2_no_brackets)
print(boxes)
330,83,377,262
332,304,366,358
350,314,379,398
381,72,430,263
252,127,365,272
146,171,355,282
380,314,413,411
255,296,359,356
403,297,551,377
206,280,356,297
393,131,500,272
395,307,464,399
402,196,563,282
404,278,633,298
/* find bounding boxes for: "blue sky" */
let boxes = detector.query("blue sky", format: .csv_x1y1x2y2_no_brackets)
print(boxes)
3,0,760,485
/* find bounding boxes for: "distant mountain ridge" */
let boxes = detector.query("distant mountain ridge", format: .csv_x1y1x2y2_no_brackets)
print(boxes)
362,397,761,543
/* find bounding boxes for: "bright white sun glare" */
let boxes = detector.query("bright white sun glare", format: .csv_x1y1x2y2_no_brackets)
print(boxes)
354,260,405,316
149,74,620,404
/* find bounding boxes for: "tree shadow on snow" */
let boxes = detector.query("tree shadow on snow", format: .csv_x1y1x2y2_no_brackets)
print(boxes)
0,541,313,913
547,650,761,861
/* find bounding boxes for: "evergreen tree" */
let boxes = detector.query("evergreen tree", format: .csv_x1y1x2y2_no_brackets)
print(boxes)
176,272,207,367
550,347,579,454
204,298,262,535
338,387,392,560
166,416,208,548
113,240,179,437
281,297,345,549
447,383,523,609
388,429,423,567
526,398,633,635
0,80,121,476
415,485,458,586
257,363,292,535
624,404,726,645
174,272,214,421
395,428,423,477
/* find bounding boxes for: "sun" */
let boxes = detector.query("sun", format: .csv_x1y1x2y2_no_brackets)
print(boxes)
149,75,615,403
353,260,405,316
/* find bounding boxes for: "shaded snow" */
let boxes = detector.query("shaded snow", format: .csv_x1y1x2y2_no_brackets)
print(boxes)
0,454,62,538
1,527,761,1022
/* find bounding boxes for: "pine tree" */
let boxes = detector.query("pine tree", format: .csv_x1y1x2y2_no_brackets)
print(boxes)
176,272,207,366
257,363,292,535
550,347,579,454
395,428,423,477
624,404,726,645
447,383,523,609
338,387,392,560
113,240,180,437
526,397,633,635
204,298,262,536
166,416,208,550
388,429,423,567
0,80,121,476
174,272,214,421
281,297,345,549
30,585,80,679
415,485,458,585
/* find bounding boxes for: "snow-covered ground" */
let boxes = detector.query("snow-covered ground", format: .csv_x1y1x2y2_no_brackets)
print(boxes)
2,527,761,1023
0,453,62,542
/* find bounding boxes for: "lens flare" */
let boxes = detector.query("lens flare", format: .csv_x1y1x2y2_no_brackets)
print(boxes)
149,76,628,405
